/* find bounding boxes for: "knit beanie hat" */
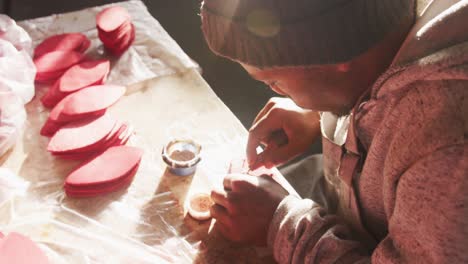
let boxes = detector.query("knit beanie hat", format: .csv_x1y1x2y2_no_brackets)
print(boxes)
201,0,415,68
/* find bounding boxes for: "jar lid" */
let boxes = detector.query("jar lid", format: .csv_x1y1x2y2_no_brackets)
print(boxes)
186,192,213,221
162,139,202,169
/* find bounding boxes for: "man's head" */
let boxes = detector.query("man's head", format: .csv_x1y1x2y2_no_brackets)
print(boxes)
201,0,416,114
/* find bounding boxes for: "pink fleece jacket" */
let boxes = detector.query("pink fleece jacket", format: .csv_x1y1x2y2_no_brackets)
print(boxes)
268,1,468,263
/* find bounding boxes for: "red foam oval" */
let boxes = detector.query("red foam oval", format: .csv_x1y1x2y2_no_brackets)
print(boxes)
61,85,126,116
48,114,116,153
34,50,84,74
0,233,49,264
34,33,90,58
96,6,131,33
59,60,110,93
66,146,143,186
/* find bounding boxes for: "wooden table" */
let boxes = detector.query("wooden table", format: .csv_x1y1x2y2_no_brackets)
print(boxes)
0,2,296,263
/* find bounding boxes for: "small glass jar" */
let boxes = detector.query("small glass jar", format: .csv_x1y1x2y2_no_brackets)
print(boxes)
162,139,201,176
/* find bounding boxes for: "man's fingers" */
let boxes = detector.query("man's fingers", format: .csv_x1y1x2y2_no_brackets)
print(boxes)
211,189,231,211
224,173,258,193
248,155,264,171
262,141,304,167
213,220,241,242
249,110,283,136
252,99,277,125
210,204,230,224
268,129,289,147
213,220,230,239
263,160,276,169
230,175,259,193
211,205,238,241
246,134,261,168
223,173,244,190
223,174,233,190
247,111,283,166
252,139,288,169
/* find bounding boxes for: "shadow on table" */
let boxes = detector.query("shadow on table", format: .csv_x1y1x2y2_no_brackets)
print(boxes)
136,168,197,246
192,223,275,264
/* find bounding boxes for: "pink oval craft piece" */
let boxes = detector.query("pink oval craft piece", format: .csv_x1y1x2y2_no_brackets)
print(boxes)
40,119,63,137
41,59,111,108
34,50,84,83
96,6,135,55
0,232,49,264
40,81,63,108
34,50,84,73
61,85,126,117
41,84,123,136
110,24,135,55
47,114,116,153
34,33,90,58
40,96,71,136
59,59,110,93
66,146,143,186
96,6,131,32
49,122,133,160
98,22,132,44
64,165,138,197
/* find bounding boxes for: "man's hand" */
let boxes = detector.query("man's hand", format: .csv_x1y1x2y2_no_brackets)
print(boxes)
210,173,289,246
247,97,321,170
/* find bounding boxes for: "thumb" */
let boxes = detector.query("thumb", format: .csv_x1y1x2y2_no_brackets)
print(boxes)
247,113,283,166
261,142,303,168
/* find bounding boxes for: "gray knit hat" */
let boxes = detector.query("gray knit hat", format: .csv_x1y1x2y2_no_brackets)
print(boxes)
201,0,415,68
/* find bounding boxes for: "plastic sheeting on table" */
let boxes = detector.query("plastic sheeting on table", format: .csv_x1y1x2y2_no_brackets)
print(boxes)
1,69,281,263
0,15,35,166
0,14,32,54
0,39,36,104
0,88,26,157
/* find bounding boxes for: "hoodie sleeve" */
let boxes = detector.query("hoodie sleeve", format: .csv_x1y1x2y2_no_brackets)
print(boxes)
268,196,371,263
268,144,467,264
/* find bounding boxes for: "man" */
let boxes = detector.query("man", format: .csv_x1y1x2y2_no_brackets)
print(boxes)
201,0,468,262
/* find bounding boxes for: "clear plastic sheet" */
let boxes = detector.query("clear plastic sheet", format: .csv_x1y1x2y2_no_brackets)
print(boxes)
0,16,34,168
0,14,33,54
0,192,189,263
0,168,29,205
0,39,36,104
0,88,26,157
1,69,282,263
